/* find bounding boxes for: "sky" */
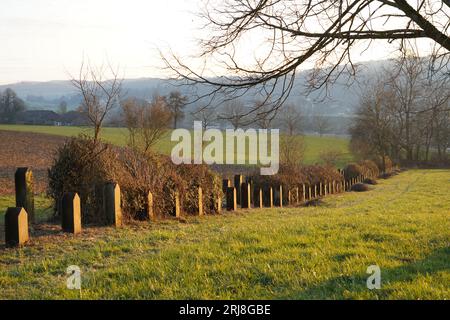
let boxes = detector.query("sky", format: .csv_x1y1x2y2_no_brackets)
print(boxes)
0,0,203,84
0,0,439,85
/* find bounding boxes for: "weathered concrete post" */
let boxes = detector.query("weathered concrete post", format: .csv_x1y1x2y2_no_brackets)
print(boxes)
61,192,81,234
4,207,29,247
222,179,231,192
241,182,251,209
274,185,283,207
246,177,255,206
15,168,35,223
174,192,181,217
147,191,155,220
226,187,237,211
280,185,283,207
234,175,244,205
104,183,122,227
198,187,204,216
216,194,222,213
263,186,273,208
254,188,263,209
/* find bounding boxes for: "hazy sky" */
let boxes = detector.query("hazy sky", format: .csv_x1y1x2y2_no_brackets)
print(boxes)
0,0,437,85
0,0,203,84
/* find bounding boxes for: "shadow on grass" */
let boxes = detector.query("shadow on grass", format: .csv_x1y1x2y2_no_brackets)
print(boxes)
0,220,64,251
296,247,449,299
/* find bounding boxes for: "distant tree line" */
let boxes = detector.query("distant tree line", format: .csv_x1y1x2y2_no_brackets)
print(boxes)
350,54,450,164
0,88,26,123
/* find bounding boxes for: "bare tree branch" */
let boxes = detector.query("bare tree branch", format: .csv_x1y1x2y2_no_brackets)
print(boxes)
162,0,449,116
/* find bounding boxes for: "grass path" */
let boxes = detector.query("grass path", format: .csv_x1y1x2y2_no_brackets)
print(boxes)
0,169,449,299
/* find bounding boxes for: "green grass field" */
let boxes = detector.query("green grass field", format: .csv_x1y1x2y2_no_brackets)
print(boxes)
0,169,449,299
0,124,353,166
0,195,53,224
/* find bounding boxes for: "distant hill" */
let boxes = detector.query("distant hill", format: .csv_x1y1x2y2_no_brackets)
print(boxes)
0,59,390,114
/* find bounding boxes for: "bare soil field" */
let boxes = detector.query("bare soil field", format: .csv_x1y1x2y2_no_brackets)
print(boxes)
0,130,67,195
0,130,256,195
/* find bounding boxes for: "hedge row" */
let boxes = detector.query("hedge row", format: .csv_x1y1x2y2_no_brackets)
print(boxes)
48,135,222,224
249,164,344,192
47,135,395,224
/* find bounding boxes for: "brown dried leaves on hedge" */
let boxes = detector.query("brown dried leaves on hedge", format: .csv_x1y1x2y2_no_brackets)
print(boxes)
47,135,222,224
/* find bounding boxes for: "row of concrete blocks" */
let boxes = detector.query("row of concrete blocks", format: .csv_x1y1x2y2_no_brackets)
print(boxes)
222,174,370,211
4,167,369,247
4,181,123,247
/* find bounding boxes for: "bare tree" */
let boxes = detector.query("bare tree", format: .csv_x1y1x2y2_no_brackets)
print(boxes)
122,95,173,154
319,149,344,167
167,90,188,129
351,53,450,163
280,134,305,167
122,98,144,149
314,115,331,137
71,62,122,143
221,99,247,129
386,53,426,160
278,102,305,166
350,79,397,163
278,103,303,135
192,105,217,130
57,100,68,114
253,100,275,129
0,88,26,123
432,106,450,160
164,0,450,115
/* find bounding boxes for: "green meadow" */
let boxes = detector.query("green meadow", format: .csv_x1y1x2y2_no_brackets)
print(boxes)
0,124,353,166
0,170,449,299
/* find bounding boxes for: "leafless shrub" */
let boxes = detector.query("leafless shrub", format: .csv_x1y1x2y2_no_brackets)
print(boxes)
319,149,343,167
280,134,305,167
48,136,222,224
47,134,120,224
122,96,172,154
71,62,122,144
351,183,370,192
